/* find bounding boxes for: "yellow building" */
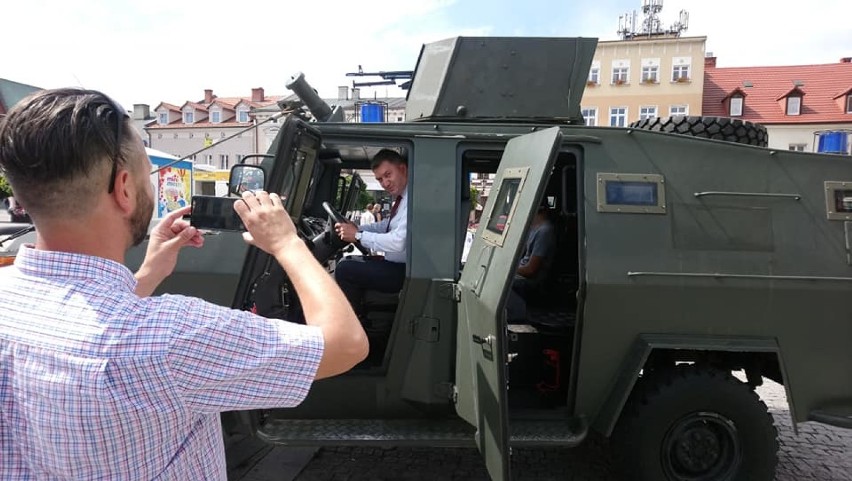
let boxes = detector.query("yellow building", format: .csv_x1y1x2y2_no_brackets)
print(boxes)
581,35,706,126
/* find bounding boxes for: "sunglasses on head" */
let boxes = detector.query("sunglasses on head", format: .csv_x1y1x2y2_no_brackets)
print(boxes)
105,97,129,194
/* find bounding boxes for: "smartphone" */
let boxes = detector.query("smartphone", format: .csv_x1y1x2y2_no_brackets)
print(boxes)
190,196,245,231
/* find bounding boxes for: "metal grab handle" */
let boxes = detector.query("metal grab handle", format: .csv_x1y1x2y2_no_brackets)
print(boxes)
693,191,801,200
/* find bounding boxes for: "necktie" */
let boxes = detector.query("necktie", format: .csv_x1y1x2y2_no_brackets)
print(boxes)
386,195,403,233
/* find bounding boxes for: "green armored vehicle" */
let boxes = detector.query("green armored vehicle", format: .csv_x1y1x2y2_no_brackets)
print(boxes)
128,37,852,480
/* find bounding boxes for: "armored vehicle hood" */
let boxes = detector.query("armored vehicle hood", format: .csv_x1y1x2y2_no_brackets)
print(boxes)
405,36,597,123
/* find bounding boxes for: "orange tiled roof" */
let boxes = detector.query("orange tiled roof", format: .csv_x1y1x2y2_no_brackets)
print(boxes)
147,93,284,129
703,61,852,124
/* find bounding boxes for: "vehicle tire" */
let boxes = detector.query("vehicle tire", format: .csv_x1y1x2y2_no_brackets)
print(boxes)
611,367,778,481
628,116,768,147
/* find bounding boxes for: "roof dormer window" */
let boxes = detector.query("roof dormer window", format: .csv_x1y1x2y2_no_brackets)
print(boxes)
183,111,194,124
211,111,221,123
158,112,168,125
847,94,852,114
238,109,249,123
786,96,801,116
730,95,744,116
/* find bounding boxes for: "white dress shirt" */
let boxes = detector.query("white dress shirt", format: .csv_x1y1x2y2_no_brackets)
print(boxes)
358,188,408,263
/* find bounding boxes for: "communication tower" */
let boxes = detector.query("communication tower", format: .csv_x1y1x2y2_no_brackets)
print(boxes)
617,0,689,40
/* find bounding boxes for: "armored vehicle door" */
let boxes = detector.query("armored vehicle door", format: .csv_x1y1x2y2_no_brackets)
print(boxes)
455,127,562,481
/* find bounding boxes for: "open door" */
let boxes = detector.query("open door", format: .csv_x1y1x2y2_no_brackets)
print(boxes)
228,116,323,436
455,127,562,480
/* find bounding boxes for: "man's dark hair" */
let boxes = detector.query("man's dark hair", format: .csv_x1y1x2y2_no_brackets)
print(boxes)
370,148,407,170
0,88,131,219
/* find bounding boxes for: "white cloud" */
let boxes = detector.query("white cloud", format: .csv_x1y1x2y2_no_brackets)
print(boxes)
2,0,465,109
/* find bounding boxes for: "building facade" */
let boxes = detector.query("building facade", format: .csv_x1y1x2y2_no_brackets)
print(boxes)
145,88,286,170
703,58,852,153
580,35,706,127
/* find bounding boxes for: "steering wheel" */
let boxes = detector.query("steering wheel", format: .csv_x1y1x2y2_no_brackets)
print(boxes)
321,201,368,255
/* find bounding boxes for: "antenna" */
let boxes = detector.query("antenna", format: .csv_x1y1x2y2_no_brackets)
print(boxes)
618,0,689,40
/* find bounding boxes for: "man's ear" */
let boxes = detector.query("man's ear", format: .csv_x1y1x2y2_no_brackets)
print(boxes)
111,169,135,216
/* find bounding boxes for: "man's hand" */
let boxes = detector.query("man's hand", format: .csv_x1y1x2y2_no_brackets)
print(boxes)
135,206,204,297
334,222,358,243
235,190,300,256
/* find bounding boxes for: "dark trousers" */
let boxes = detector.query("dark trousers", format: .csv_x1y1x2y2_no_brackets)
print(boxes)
334,256,406,317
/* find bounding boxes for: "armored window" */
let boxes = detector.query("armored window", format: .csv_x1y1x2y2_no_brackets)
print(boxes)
481,167,528,247
183,111,194,124
610,107,627,127
582,107,598,126
588,67,600,84
238,110,249,123
639,106,657,120
597,173,666,214
672,65,690,82
612,67,629,84
641,66,658,83
158,112,168,125
670,105,688,116
824,181,852,220
730,95,744,116
786,96,801,115
211,111,221,123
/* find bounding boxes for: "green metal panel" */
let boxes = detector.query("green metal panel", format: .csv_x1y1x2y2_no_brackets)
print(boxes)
574,128,852,432
456,127,562,481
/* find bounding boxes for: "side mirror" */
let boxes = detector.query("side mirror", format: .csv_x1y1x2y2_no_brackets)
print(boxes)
229,165,266,196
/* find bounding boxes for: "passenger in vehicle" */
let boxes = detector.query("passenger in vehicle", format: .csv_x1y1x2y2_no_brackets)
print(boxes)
333,149,408,323
0,88,368,480
360,202,376,226
506,200,556,320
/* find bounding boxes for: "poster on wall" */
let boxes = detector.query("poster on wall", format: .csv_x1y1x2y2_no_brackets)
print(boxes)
147,148,193,218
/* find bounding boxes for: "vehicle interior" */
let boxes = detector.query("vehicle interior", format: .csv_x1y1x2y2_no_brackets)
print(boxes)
243,133,582,415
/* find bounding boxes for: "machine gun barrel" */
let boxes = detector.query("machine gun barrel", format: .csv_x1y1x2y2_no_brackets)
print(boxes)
286,72,333,122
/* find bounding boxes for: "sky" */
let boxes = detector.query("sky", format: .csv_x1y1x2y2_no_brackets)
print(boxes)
3,0,850,111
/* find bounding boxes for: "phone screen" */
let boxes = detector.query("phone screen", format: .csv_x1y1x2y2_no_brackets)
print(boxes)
190,196,245,231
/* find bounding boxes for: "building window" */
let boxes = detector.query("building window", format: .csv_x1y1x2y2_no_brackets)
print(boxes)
396,116,403,122
236,154,244,164
183,111,194,124
847,95,852,113
220,154,229,169
588,67,600,85
786,96,801,115
582,107,598,126
639,106,657,120
238,110,249,123
610,107,627,127
205,154,213,164
672,65,690,82
158,112,168,125
789,143,807,152
641,66,659,83
612,67,629,85
211,111,221,123
670,105,688,116
730,96,744,116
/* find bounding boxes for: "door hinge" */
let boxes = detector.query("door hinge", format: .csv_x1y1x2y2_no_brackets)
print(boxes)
439,282,462,302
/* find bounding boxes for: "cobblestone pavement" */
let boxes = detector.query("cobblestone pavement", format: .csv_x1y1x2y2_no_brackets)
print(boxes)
231,378,852,480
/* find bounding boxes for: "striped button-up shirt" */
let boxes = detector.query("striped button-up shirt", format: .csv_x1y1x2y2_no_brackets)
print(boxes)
0,246,323,480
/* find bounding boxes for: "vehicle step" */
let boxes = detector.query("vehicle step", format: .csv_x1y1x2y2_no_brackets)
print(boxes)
256,418,586,448
809,410,852,429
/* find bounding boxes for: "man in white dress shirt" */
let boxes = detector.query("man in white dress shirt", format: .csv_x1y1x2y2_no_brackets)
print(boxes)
334,149,408,320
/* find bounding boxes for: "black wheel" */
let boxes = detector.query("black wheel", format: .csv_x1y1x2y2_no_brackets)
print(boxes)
612,367,778,481
628,116,768,147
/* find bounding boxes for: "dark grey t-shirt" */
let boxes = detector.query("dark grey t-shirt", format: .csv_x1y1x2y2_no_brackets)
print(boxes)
518,220,556,285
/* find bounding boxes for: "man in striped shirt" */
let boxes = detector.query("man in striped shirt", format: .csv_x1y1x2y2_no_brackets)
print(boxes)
0,88,368,480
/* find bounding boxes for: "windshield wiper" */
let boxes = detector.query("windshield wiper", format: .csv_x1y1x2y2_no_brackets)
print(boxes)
0,225,35,248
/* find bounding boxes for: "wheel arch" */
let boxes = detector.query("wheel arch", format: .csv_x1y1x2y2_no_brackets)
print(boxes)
594,334,791,437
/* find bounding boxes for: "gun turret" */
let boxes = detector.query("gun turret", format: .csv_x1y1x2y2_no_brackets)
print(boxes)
285,72,344,122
